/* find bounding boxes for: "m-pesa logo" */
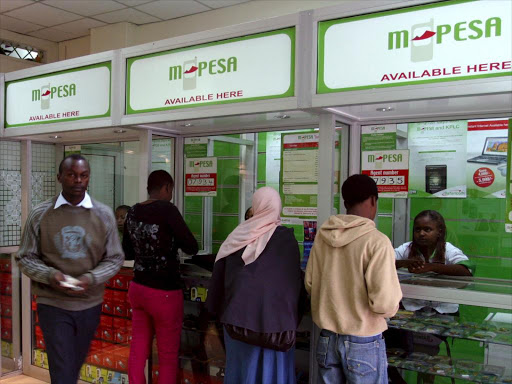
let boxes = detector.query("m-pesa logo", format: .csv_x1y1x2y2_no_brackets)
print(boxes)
32,83,76,110
189,160,213,168
388,16,502,62
368,153,403,163
169,56,237,90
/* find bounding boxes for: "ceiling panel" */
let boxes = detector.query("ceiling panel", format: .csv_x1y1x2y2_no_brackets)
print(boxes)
42,0,126,17
0,14,43,34
196,0,251,9
135,0,210,20
28,27,81,42
5,3,82,27
52,18,106,36
0,0,33,14
94,7,160,24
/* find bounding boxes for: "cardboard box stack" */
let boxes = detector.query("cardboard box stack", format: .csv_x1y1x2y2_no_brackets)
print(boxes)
32,267,133,384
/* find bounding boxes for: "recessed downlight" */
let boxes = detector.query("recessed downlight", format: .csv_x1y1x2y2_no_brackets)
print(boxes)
49,135,61,139
275,114,290,119
114,129,126,133
180,123,193,127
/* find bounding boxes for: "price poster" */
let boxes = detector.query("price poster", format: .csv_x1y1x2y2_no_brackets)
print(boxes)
280,131,319,217
362,150,409,198
185,157,217,197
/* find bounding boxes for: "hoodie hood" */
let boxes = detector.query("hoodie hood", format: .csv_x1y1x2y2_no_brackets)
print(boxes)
319,214,376,248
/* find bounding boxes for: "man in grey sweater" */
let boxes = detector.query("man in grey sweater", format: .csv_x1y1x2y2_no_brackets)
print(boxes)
17,154,124,384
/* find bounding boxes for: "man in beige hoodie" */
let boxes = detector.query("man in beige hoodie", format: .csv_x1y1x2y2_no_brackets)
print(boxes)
305,174,402,384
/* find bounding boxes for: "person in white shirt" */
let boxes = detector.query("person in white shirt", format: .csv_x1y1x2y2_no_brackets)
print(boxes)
395,209,472,314
388,210,473,384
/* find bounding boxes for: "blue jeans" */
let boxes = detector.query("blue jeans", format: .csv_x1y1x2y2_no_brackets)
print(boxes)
316,329,388,384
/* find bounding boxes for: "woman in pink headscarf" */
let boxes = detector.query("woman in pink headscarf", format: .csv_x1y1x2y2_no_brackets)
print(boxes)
206,187,304,384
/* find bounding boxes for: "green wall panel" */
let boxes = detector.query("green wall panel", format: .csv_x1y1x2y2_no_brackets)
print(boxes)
214,139,240,157
217,159,240,186
213,188,239,214
184,196,203,213
213,216,239,242
257,153,266,182
377,216,393,241
185,213,203,250
378,198,393,214
258,132,267,152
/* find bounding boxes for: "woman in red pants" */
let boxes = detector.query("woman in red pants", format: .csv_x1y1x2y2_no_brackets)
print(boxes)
123,170,198,384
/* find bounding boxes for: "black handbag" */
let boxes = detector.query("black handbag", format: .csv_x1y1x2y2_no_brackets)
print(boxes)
224,324,296,352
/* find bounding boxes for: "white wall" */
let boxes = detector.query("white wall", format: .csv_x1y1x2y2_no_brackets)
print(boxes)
0,55,40,72
90,22,137,54
58,36,90,61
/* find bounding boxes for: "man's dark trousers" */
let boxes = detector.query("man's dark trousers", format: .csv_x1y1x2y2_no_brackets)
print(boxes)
38,303,101,384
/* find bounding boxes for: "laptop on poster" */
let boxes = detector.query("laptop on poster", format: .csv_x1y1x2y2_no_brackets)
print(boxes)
467,137,508,165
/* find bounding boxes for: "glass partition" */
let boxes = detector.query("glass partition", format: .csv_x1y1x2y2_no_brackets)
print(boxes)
179,128,346,384
365,118,512,383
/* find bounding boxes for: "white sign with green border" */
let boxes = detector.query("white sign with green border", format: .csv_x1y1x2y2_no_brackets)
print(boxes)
127,28,295,114
318,0,511,93
506,119,512,233
5,62,111,127
408,121,467,198
361,124,397,150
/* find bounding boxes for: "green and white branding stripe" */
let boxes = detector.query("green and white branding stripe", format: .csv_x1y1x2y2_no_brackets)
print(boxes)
127,28,295,114
318,0,511,93
506,119,512,233
5,62,111,127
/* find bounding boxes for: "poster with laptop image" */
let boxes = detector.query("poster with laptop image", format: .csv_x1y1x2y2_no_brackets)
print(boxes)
467,119,509,198
408,120,467,198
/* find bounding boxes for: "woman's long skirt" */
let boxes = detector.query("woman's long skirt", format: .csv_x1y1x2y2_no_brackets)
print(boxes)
223,329,296,384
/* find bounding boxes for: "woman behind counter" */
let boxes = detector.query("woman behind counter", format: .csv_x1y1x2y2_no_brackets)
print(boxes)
206,187,304,384
389,210,473,383
123,170,198,384
395,209,472,314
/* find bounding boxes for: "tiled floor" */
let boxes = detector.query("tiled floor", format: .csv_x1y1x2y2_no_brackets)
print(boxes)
0,375,47,384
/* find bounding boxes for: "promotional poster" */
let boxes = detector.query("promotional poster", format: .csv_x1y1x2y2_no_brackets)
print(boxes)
408,121,467,198
466,119,508,198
